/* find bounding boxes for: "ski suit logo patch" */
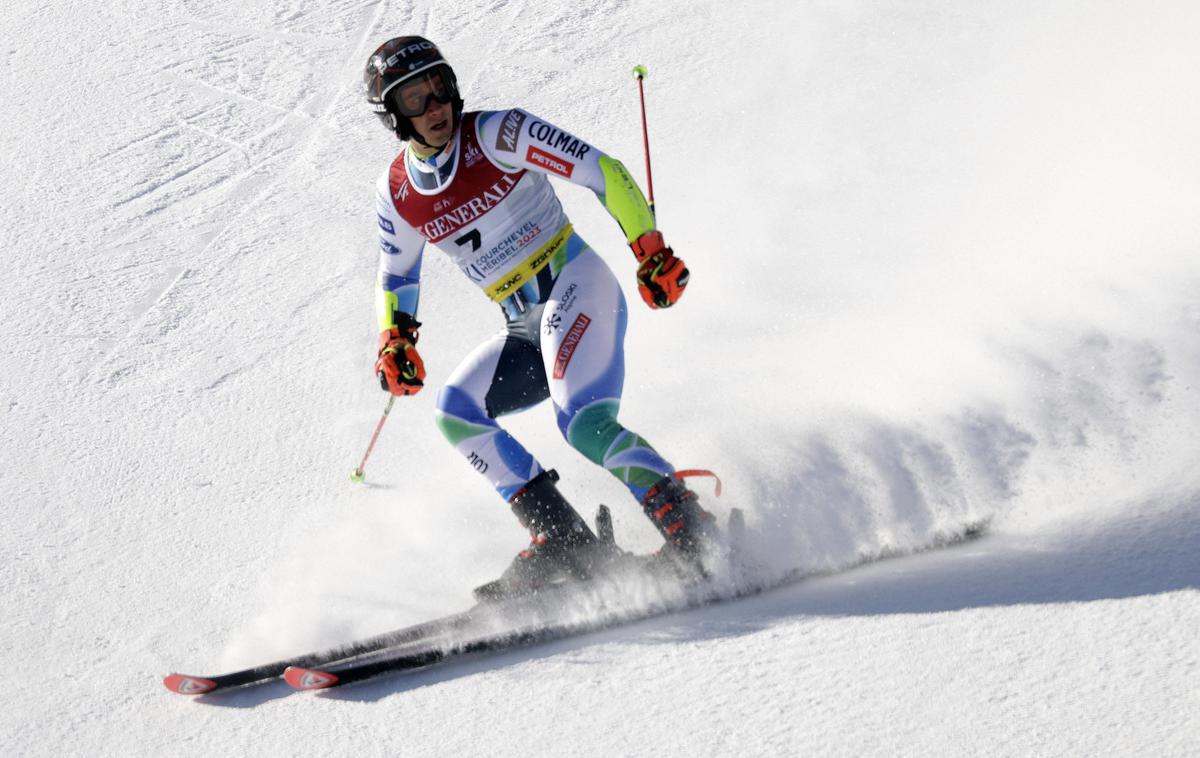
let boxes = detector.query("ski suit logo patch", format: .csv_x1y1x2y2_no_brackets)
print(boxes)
464,142,484,167
496,110,526,153
526,120,592,160
553,313,591,379
527,147,574,178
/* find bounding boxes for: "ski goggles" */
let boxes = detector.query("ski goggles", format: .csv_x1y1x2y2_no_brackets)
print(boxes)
389,65,457,118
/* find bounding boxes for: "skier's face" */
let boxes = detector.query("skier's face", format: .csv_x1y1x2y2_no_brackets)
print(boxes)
404,79,454,148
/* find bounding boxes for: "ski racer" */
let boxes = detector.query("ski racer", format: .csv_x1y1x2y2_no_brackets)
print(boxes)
363,36,716,599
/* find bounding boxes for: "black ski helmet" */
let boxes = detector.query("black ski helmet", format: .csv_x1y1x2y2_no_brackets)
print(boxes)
363,36,464,144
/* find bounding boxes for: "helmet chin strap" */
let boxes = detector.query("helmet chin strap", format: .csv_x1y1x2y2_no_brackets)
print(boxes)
407,126,437,149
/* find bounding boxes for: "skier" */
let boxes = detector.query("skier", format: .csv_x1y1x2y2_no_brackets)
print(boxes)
363,36,716,599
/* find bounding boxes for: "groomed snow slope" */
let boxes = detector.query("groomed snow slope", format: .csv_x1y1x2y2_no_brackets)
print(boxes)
3,1,1199,755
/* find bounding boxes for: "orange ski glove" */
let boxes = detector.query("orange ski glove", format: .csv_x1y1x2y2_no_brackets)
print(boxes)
630,230,689,309
375,315,425,396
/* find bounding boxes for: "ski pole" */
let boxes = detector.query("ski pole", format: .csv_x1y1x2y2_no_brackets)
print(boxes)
631,64,655,216
350,395,395,483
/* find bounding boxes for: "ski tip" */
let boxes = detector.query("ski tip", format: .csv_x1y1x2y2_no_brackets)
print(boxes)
284,666,339,691
163,673,218,695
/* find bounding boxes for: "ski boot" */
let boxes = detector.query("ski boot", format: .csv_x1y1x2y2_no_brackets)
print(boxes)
474,470,622,602
640,472,721,578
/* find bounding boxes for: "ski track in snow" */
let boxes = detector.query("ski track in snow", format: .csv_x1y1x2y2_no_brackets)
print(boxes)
3,1,1200,756
82,3,392,380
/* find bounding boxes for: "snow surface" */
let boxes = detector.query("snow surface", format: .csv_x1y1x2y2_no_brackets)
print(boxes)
4,0,1200,755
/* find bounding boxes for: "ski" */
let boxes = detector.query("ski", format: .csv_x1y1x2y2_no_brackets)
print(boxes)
282,516,990,692
163,606,482,695
169,513,989,696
